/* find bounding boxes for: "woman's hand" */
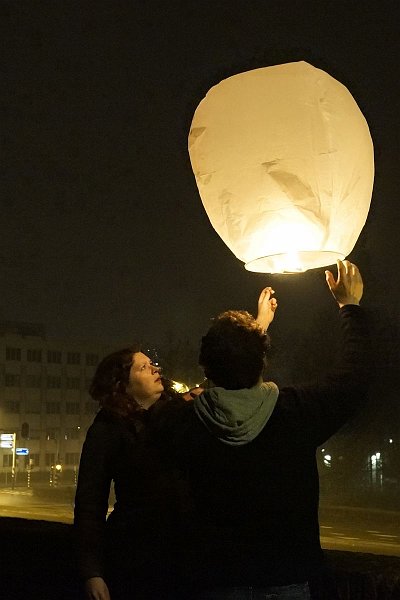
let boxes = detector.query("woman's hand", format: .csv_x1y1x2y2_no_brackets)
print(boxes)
325,260,363,308
85,577,111,600
256,286,278,332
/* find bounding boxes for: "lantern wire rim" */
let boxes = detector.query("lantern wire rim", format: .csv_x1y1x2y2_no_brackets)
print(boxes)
244,251,346,274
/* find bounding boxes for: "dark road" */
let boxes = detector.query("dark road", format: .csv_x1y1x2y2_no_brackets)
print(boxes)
319,504,400,556
1,490,399,557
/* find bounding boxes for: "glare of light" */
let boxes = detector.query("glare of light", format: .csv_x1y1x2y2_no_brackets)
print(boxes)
375,452,381,459
323,454,331,467
171,380,189,393
389,439,393,444
244,221,328,273
55,463,62,472
284,252,303,273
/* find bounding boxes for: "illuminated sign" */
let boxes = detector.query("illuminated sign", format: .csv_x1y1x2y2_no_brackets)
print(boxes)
16,448,29,455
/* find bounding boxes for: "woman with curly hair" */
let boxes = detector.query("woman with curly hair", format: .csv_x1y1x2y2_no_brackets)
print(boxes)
74,346,184,600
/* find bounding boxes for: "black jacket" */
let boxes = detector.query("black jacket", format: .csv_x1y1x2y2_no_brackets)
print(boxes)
151,305,371,589
74,398,184,590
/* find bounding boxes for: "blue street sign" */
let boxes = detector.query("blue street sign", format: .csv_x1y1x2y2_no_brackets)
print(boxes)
16,448,29,455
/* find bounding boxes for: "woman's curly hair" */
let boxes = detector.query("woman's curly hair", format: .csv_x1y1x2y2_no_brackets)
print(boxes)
199,310,269,390
89,345,142,418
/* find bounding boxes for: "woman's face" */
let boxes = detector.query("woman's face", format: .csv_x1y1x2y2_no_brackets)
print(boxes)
126,352,164,409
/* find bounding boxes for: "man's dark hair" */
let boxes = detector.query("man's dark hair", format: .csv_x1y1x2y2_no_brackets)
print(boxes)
199,310,269,389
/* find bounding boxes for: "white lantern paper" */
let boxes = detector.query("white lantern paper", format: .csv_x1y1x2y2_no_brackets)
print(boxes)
188,61,374,273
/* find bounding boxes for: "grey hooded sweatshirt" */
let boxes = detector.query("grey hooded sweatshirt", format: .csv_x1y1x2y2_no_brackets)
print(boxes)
193,382,279,446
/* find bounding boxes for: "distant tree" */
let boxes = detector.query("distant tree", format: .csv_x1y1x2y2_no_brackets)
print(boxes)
158,331,203,388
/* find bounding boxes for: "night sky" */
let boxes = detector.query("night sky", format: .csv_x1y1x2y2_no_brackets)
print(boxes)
2,1,399,354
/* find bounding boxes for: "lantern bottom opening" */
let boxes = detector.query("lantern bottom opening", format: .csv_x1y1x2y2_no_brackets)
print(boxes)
244,251,346,274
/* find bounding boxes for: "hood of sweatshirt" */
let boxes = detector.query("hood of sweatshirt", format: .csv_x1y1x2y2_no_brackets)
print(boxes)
193,382,279,446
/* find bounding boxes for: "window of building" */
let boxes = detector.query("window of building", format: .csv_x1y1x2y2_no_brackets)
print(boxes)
67,352,80,365
5,373,21,387
25,399,41,414
45,453,56,467
66,401,80,415
66,377,80,390
65,452,80,466
47,375,61,389
46,402,61,414
47,350,62,364
4,400,20,413
86,353,99,366
26,374,42,388
25,454,40,468
2,454,13,467
64,427,80,440
46,428,59,440
28,429,41,440
27,349,42,362
6,347,21,361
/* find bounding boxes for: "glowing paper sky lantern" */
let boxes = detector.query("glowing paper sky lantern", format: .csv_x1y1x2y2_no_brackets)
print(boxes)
188,61,374,273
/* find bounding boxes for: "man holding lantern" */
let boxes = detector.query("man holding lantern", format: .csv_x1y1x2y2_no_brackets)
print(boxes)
151,259,370,599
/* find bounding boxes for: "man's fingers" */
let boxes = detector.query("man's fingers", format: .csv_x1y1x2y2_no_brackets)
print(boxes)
337,259,347,281
340,260,360,280
259,287,275,302
325,270,335,289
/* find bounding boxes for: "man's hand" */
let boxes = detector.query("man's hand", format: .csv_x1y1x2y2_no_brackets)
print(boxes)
85,577,111,600
182,386,204,401
256,286,278,331
325,260,363,308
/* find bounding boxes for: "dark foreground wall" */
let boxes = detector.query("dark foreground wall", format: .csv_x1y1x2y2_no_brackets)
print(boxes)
0,518,80,600
1,518,400,600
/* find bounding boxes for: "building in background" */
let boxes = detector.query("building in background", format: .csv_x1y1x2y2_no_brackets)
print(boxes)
0,321,113,486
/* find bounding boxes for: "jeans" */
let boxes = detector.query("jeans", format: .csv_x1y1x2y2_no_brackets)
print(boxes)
194,582,311,600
